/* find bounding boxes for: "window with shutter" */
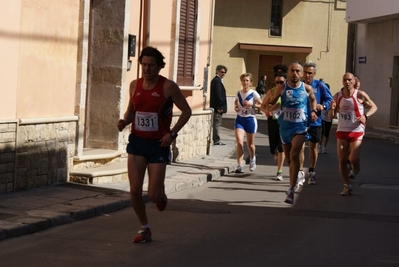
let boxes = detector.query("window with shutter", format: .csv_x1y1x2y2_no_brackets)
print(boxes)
270,0,283,37
177,0,197,85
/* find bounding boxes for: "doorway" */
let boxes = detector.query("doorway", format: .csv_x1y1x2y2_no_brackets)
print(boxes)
258,55,283,91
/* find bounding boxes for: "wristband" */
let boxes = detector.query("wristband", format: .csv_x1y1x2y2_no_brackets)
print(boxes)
311,109,317,114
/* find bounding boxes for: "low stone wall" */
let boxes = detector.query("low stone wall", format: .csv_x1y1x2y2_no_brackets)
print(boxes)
0,119,77,193
172,110,212,162
0,111,212,193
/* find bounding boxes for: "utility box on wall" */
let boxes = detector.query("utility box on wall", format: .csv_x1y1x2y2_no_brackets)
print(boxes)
128,34,136,57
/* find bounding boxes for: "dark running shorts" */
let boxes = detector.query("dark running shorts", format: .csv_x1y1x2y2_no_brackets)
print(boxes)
126,133,170,163
307,126,322,143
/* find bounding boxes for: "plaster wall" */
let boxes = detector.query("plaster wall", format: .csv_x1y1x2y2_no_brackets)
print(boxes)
346,0,399,22
0,0,21,120
211,0,347,104
354,20,399,128
16,0,79,118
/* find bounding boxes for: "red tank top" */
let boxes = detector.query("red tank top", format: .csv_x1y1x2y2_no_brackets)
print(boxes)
131,76,173,139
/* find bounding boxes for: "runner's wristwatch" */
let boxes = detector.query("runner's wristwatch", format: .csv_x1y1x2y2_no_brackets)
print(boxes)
365,114,370,120
170,131,178,139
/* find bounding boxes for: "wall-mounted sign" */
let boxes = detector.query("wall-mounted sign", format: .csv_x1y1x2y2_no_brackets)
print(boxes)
358,56,367,64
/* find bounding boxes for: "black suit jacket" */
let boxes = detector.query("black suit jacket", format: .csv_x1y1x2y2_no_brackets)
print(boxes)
210,75,227,113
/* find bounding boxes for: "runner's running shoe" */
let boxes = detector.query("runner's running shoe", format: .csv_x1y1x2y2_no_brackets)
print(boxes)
235,165,244,173
133,228,152,243
340,184,352,196
294,170,305,191
308,172,316,185
276,172,283,181
249,157,256,172
285,188,294,204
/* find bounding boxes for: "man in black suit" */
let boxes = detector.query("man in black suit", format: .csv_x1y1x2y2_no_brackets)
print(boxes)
210,65,228,146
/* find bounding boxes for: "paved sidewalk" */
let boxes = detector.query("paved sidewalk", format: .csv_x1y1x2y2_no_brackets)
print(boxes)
0,131,237,241
0,115,398,241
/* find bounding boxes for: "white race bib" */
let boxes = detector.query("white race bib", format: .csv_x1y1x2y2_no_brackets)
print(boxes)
283,107,304,122
339,111,354,122
135,111,158,131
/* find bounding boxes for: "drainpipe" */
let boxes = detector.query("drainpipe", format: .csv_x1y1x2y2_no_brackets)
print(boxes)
203,0,215,156
136,0,144,79
204,0,215,109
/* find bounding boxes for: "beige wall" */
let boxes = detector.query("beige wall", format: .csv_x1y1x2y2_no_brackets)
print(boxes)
346,0,399,22
0,0,216,192
211,0,348,109
12,1,79,119
353,20,399,128
125,0,213,112
0,0,21,120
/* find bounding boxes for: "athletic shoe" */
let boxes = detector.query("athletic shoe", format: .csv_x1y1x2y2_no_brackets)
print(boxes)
249,157,256,172
274,153,278,164
318,145,322,154
297,170,305,185
276,172,283,181
235,165,244,173
285,189,294,204
340,184,352,196
156,193,168,212
133,228,152,243
348,170,355,179
308,172,316,185
294,170,306,191
322,146,326,154
214,141,226,146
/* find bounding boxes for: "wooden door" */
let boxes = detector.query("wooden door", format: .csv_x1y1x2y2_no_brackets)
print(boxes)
258,55,283,91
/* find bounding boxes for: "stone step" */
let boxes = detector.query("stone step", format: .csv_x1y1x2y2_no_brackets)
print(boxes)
73,148,126,170
69,161,128,185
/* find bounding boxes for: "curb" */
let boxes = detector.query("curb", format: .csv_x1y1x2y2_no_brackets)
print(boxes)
0,154,237,241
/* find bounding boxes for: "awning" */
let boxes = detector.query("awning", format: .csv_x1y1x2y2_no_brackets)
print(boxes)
239,43,313,54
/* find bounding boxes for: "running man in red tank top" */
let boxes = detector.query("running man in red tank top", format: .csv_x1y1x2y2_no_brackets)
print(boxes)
117,46,192,243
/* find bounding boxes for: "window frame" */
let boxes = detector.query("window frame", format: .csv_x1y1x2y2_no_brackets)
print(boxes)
270,0,283,37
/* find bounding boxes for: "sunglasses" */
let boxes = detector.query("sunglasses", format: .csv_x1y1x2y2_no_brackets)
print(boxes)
275,81,285,84
220,71,226,74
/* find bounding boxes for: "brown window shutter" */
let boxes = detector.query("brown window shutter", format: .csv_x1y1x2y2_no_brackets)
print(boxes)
177,0,197,85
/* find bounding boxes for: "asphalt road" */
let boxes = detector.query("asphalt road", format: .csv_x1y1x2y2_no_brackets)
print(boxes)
0,117,398,267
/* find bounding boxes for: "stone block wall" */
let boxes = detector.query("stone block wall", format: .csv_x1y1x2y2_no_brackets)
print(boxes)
15,121,76,191
0,120,76,193
172,110,212,162
0,122,17,193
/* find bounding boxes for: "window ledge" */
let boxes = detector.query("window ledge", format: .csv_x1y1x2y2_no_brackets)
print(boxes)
179,85,203,91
